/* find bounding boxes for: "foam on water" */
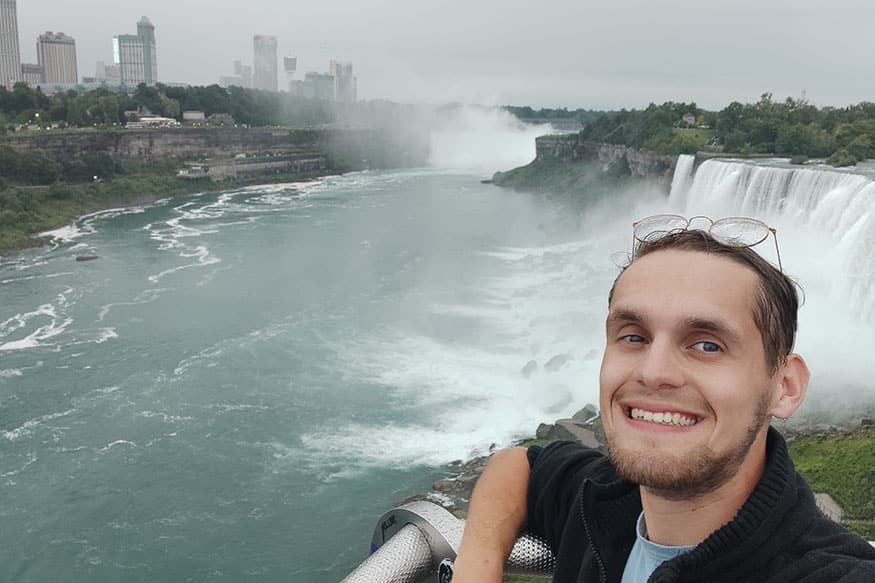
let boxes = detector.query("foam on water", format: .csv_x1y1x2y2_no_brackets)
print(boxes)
39,223,90,242
2,408,76,441
95,328,118,343
1,452,38,485
98,440,137,453
138,410,195,423
38,206,148,246
98,288,169,321
0,299,74,352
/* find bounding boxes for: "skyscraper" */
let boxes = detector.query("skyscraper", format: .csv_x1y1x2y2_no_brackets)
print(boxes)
113,16,157,86
37,31,78,84
305,72,335,101
0,0,22,88
329,61,357,102
20,62,43,85
252,35,277,91
219,60,251,88
95,60,121,84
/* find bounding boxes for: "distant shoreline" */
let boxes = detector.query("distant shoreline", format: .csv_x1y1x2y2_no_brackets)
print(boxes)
0,169,335,257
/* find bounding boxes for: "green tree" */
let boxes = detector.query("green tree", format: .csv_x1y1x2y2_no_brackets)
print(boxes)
776,123,822,156
133,83,163,115
0,145,20,179
16,150,61,185
827,148,857,167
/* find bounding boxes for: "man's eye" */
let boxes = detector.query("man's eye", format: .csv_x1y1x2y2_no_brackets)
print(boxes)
692,341,721,353
622,335,645,344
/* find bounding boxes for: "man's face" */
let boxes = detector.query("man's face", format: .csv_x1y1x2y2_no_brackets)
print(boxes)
599,249,778,498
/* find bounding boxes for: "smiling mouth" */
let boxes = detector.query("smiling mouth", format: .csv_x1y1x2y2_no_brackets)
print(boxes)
628,407,698,427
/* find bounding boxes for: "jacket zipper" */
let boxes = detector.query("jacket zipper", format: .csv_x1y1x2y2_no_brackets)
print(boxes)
579,481,608,583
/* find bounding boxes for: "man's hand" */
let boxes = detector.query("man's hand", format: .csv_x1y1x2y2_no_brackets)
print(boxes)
451,447,531,583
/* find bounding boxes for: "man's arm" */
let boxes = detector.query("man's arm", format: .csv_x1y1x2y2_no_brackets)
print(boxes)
451,447,531,583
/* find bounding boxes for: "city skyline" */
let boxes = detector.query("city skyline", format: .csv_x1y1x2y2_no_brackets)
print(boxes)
8,0,875,109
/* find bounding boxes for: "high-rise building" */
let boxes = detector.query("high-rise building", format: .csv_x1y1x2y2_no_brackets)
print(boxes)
37,31,78,84
219,59,251,88
20,62,43,85
305,72,335,101
95,60,121,84
283,56,296,91
329,60,356,102
113,16,157,86
0,0,22,87
252,35,277,91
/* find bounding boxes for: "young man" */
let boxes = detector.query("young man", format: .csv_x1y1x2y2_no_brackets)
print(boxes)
452,223,875,582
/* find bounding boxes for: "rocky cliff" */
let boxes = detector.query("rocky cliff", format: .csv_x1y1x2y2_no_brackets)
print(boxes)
535,133,677,180
5,126,429,172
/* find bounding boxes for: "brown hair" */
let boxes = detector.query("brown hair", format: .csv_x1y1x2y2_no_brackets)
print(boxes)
608,230,799,374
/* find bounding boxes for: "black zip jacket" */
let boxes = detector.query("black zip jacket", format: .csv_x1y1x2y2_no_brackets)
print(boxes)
526,427,875,582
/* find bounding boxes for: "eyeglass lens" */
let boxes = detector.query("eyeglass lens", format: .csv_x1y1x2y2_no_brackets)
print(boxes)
710,217,770,247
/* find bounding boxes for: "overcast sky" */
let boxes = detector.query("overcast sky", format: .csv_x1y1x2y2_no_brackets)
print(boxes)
14,0,875,110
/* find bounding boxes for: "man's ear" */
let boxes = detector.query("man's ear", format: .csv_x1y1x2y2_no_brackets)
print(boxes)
770,353,810,420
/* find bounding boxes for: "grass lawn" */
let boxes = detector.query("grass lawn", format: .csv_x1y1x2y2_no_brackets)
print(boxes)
788,426,875,522
673,127,716,148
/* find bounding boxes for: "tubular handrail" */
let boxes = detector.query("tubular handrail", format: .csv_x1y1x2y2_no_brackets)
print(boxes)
341,501,555,583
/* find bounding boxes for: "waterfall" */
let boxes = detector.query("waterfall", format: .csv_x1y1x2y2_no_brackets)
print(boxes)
668,154,695,206
669,158,875,324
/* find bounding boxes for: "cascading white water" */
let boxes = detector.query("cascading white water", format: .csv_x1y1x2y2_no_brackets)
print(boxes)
668,154,696,205
673,159,875,321
671,159,875,406
426,106,554,173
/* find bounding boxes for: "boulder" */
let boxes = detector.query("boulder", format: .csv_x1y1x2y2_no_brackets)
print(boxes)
535,423,553,440
572,404,599,425
546,419,602,449
592,416,606,445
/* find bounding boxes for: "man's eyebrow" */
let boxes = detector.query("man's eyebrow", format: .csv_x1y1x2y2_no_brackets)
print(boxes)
606,308,646,325
684,317,742,345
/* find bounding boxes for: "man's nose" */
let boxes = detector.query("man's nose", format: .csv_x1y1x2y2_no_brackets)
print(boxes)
635,338,684,389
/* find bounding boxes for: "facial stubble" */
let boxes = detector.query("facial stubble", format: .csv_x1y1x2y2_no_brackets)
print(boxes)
607,389,773,501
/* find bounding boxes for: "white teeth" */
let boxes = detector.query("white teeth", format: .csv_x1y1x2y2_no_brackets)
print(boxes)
629,407,696,427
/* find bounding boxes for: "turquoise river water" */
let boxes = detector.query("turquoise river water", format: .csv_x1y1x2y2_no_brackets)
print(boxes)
4,142,875,582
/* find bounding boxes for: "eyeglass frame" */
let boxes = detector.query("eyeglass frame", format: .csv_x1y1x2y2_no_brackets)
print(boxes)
631,214,783,272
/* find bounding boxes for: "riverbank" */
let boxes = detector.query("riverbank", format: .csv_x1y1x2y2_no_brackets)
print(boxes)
0,165,334,254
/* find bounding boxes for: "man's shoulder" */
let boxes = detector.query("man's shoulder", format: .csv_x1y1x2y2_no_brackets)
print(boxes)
527,439,616,481
774,514,875,582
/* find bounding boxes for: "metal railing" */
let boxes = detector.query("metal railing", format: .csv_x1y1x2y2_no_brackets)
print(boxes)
341,500,555,583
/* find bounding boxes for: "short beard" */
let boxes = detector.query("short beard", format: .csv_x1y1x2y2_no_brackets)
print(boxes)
607,391,772,501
